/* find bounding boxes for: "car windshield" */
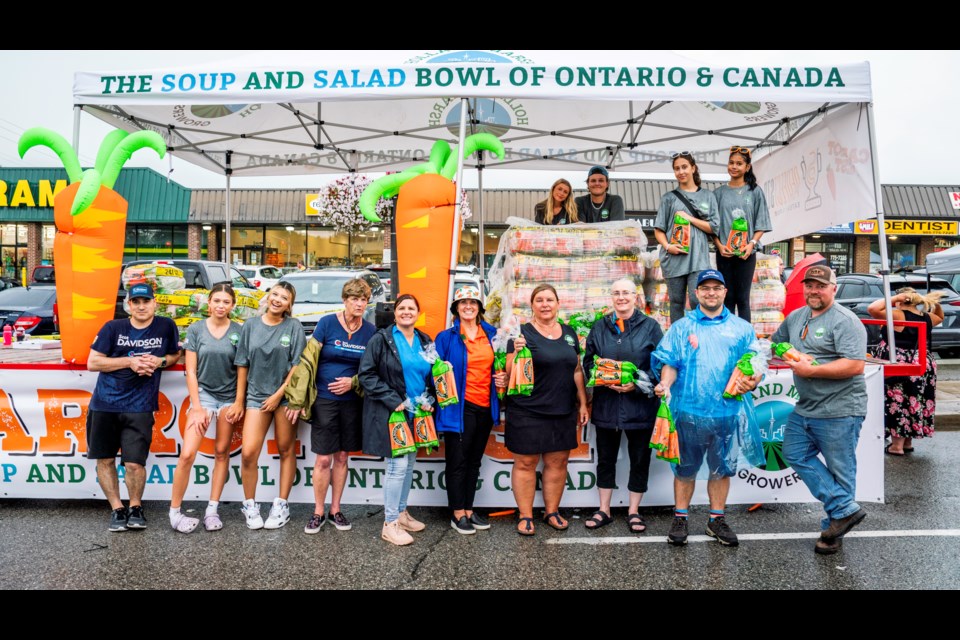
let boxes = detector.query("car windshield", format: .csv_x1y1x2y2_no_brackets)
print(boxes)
0,287,55,307
286,277,348,304
240,269,255,278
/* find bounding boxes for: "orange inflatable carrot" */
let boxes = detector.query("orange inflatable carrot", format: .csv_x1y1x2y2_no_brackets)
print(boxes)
18,128,165,364
359,135,504,338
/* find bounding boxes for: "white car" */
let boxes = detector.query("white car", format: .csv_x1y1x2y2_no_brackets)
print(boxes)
238,265,284,292
280,269,386,336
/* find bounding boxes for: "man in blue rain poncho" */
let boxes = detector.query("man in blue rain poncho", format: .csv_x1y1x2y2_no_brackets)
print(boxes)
652,270,762,547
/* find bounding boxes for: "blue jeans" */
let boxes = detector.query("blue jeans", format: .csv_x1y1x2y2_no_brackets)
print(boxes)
783,413,864,527
384,452,416,523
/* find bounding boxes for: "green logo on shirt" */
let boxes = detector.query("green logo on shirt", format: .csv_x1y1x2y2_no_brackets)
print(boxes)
280,334,291,347
564,334,575,347
814,327,826,339
229,333,240,346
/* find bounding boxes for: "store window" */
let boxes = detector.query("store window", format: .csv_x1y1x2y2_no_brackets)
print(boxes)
805,240,852,275
460,226,504,269
266,226,306,268
306,227,349,268
1,224,28,279
42,225,55,264
869,241,917,273
350,227,384,266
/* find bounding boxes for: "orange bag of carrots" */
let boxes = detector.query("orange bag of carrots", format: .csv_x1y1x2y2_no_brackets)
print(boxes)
649,399,679,464
18,128,166,364
388,410,417,458
406,394,440,453
669,214,691,254
773,342,818,366
421,344,458,408
508,345,534,396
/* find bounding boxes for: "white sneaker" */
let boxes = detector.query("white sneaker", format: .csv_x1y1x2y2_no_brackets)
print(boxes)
381,520,414,546
241,501,264,530
263,498,290,530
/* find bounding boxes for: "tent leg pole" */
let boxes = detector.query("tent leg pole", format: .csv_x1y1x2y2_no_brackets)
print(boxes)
72,106,81,154
448,99,468,330
867,103,896,364
478,154,485,286
225,151,233,266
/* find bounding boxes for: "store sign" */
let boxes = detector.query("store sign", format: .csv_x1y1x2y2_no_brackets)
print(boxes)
816,222,853,234
854,219,958,236
950,192,960,210
0,179,68,208
305,194,321,216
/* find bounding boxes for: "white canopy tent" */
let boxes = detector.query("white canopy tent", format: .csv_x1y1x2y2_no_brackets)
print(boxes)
925,243,960,274
72,49,897,351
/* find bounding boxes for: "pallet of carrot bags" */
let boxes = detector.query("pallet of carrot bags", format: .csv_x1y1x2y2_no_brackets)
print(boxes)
486,216,648,331
640,250,670,334
750,253,786,337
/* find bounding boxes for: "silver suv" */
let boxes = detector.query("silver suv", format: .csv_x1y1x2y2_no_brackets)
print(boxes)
279,269,386,336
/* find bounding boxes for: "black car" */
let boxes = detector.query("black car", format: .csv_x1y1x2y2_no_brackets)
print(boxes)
0,286,58,336
0,277,21,292
835,273,960,356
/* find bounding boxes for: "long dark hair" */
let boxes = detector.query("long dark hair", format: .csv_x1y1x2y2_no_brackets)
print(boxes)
730,148,758,191
209,282,236,302
672,153,701,188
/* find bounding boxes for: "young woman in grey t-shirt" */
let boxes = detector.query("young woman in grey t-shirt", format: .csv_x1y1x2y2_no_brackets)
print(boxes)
234,281,306,531
169,283,244,533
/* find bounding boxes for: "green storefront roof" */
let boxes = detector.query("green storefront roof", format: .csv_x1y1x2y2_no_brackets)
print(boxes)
0,168,190,223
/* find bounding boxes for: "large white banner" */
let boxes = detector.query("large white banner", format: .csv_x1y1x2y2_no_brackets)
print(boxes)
757,103,877,245
0,365,884,506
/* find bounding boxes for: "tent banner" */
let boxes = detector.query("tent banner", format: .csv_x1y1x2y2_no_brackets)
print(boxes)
74,51,872,104
0,365,883,506
757,103,876,244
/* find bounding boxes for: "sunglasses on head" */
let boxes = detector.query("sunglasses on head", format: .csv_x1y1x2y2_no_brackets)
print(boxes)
730,146,752,156
671,151,693,159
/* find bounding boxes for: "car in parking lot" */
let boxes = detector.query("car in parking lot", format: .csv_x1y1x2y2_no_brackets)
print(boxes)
835,273,960,356
238,265,284,292
0,286,58,336
279,269,386,336
0,277,22,292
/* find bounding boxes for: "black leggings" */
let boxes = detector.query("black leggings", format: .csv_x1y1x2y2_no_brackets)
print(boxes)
443,402,494,511
716,252,757,322
595,427,654,494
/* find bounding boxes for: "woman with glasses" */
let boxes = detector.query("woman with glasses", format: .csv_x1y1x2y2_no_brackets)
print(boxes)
582,279,662,533
713,146,773,321
867,288,944,455
535,178,580,225
654,152,719,324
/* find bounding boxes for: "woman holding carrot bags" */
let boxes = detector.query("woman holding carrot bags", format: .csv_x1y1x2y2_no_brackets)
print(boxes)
358,294,435,546
169,283,245,533
582,279,662,533
235,281,306,530
713,146,773,321
506,284,590,536
434,286,505,535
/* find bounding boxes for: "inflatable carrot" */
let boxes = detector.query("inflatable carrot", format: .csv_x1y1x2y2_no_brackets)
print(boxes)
669,214,691,253
18,128,165,364
359,135,504,338
773,342,819,366
388,410,417,457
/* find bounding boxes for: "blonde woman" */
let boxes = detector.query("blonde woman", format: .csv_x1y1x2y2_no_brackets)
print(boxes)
867,287,944,455
534,179,579,225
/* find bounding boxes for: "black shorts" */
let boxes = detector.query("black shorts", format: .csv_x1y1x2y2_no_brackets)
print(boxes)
310,396,363,455
504,405,578,455
86,410,154,466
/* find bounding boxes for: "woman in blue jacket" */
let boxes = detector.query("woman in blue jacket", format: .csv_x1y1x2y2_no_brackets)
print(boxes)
582,279,663,533
435,286,504,535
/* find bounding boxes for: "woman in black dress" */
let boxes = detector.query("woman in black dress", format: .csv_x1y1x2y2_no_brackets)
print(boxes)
506,284,590,536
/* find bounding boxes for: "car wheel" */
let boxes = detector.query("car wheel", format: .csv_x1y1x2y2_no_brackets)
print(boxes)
937,348,960,359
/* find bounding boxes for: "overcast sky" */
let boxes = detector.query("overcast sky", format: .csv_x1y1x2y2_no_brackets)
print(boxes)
2,50,957,190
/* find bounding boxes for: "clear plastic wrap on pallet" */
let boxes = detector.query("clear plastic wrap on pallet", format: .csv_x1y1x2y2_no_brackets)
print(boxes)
640,249,670,332
750,253,786,337
121,263,187,293
125,286,263,324
486,217,647,329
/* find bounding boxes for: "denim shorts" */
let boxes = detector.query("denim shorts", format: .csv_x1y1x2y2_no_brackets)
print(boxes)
198,387,235,413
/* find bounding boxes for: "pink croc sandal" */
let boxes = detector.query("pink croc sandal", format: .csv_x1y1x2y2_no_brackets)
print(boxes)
203,512,223,532
171,512,199,534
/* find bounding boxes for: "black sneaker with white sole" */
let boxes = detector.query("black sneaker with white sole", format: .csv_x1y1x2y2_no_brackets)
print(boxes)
126,505,147,530
304,513,327,534
705,516,739,546
109,507,129,532
469,512,491,530
451,515,476,535
667,516,688,545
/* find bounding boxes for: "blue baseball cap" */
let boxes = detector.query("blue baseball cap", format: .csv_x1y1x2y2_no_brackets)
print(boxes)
696,270,725,287
127,284,155,300
587,165,609,179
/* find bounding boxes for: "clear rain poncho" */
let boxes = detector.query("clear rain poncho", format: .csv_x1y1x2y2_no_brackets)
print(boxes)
651,306,766,478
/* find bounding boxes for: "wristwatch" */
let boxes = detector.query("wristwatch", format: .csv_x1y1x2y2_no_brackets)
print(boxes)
157,356,167,369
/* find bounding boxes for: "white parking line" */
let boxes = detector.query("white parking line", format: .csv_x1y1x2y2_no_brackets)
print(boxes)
546,529,960,545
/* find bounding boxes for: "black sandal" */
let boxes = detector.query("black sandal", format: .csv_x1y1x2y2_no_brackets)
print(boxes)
543,511,569,531
517,517,536,536
626,513,647,534
584,510,613,530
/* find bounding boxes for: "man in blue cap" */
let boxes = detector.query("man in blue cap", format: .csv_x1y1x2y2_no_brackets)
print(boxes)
86,283,181,532
651,269,761,547
574,166,625,223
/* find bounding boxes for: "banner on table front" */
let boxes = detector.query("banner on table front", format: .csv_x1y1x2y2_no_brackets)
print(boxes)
757,103,876,245
0,366,883,506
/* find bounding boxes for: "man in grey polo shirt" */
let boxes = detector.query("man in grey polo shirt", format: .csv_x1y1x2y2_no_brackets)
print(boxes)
772,265,868,555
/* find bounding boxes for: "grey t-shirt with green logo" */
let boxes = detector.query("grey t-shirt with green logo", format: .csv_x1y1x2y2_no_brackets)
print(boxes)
654,188,719,277
713,184,773,247
235,316,306,405
184,319,243,403
772,302,867,418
